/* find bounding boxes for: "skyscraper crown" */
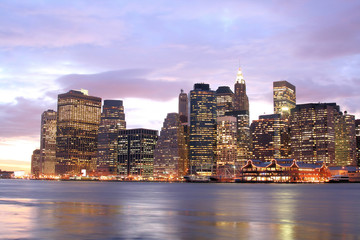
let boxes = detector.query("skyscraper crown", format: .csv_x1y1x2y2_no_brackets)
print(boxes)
235,67,245,84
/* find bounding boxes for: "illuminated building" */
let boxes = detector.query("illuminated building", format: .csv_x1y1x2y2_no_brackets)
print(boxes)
238,159,330,183
233,67,249,112
39,109,57,175
215,86,234,117
216,116,237,167
290,103,356,166
179,89,188,123
97,100,126,175
118,128,158,177
225,110,251,166
250,114,290,162
55,90,101,175
154,113,188,178
273,80,296,118
335,112,356,166
31,149,41,176
189,83,216,175
356,120,360,166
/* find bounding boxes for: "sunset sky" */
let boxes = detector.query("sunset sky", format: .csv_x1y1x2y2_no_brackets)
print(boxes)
1,0,360,169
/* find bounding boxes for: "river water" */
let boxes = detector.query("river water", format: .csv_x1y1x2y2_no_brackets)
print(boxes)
1,180,360,239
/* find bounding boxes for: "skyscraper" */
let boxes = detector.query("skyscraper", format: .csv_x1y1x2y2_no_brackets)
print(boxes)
189,83,216,175
273,81,296,118
153,113,188,178
250,114,290,162
31,149,41,176
233,68,249,112
55,90,101,175
39,109,57,175
118,128,158,177
216,116,237,166
225,110,251,166
178,89,188,123
215,86,234,117
97,100,126,174
290,103,356,166
335,112,356,166
355,119,360,166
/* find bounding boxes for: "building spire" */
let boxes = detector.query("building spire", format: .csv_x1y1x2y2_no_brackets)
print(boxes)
235,67,245,84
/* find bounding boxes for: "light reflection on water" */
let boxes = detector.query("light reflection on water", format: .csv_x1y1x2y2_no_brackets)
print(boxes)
1,180,360,239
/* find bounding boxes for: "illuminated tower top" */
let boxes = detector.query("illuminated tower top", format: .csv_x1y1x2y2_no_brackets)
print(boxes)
234,67,249,112
235,67,245,84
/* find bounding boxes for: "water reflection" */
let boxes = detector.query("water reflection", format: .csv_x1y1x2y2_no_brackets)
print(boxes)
1,181,360,239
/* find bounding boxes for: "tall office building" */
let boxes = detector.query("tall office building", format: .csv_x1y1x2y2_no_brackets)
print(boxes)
179,89,188,123
355,119,360,166
216,116,237,166
273,81,296,118
154,113,188,178
250,114,290,162
225,110,251,166
31,149,41,176
189,83,216,175
215,86,234,117
335,112,356,166
55,90,101,175
233,68,249,112
97,100,126,174
39,109,57,175
290,103,356,166
118,128,158,177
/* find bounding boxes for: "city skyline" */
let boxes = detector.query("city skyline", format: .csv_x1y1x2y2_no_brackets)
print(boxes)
1,0,360,169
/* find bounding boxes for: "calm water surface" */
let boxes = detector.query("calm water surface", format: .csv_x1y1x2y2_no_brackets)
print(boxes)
1,180,360,239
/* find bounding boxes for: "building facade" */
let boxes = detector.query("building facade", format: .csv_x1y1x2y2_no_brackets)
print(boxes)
97,100,126,174
225,110,251,166
290,103,356,166
118,128,158,177
273,81,296,118
55,90,102,175
216,116,237,167
154,113,188,178
251,114,290,162
189,83,216,175
39,109,57,175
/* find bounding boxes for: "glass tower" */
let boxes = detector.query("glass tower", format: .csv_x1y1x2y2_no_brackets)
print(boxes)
55,90,102,175
189,83,216,175
97,100,126,174
118,128,158,177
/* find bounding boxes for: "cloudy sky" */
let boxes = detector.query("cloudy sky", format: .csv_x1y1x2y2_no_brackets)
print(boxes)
1,0,360,168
